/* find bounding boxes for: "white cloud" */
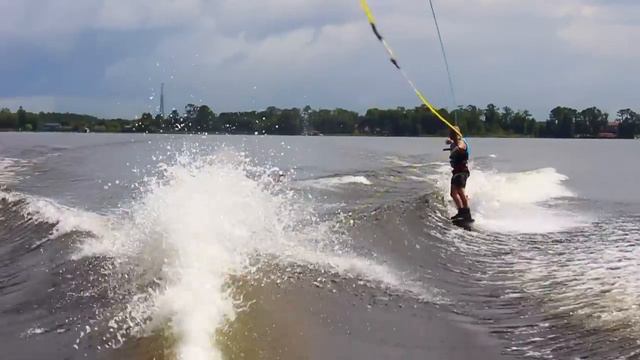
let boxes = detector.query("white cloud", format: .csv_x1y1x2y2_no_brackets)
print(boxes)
96,0,207,30
559,22,640,58
2,0,639,119
0,1,94,37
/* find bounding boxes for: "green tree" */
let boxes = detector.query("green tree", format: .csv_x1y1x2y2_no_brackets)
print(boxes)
617,109,639,139
301,105,313,134
378,108,401,135
411,105,446,135
184,104,199,131
17,106,27,130
501,106,514,131
484,104,501,132
194,105,215,132
578,107,608,136
221,111,262,134
255,107,281,134
168,109,181,130
332,108,358,134
523,111,537,136
548,107,578,138
134,112,154,132
0,108,16,129
153,114,165,131
26,112,39,131
311,109,339,134
278,108,302,135
456,105,484,135
105,120,122,132
509,110,533,135
393,107,417,136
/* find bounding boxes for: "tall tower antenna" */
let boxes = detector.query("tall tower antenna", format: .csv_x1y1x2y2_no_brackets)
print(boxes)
159,83,165,117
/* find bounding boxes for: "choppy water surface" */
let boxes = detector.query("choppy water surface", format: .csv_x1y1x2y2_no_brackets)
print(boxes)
1,133,638,359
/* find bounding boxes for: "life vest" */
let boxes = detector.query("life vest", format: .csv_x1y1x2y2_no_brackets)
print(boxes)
449,139,469,173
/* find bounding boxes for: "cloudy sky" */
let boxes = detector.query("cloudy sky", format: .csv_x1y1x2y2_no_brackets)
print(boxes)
0,0,638,119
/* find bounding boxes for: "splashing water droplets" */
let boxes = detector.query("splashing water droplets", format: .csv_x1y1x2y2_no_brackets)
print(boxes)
70,149,432,360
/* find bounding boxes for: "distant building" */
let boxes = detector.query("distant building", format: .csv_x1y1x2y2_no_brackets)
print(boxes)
597,132,616,139
606,121,619,132
597,121,619,138
43,123,62,131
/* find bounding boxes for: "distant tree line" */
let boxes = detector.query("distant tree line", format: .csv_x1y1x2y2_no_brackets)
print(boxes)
0,106,129,132
1,104,639,138
542,107,640,139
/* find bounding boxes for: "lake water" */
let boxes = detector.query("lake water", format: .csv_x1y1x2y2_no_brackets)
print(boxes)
1,133,639,359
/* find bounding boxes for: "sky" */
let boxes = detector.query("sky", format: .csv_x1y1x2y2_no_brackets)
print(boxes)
0,0,638,120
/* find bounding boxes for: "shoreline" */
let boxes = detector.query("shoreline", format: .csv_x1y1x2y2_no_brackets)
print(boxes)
0,130,635,140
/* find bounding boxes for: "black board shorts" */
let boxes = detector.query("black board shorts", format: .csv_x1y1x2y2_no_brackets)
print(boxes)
451,171,469,188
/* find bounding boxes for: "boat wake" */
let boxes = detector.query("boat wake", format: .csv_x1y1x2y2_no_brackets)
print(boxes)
1,151,437,360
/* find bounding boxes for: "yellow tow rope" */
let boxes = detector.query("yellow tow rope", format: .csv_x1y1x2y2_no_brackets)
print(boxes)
359,0,463,138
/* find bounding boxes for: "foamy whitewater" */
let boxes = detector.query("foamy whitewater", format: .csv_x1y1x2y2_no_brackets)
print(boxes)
431,163,589,233
25,151,432,360
0,158,26,185
2,135,639,360
303,175,372,188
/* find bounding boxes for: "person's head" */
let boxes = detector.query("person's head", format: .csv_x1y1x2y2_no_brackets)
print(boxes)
449,126,461,141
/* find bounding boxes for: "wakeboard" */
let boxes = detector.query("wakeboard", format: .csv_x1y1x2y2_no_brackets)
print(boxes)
452,218,475,231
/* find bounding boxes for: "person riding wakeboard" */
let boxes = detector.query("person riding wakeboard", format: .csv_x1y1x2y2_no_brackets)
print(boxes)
446,126,473,222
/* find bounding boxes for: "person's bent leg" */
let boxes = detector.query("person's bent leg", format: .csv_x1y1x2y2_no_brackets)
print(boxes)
458,188,469,209
455,172,472,221
455,189,472,221
451,186,463,209
450,185,464,220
